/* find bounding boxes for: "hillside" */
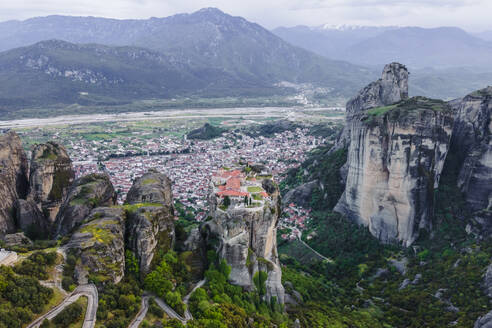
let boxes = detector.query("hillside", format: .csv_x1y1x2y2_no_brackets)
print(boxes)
273,25,398,62
475,30,492,41
186,123,225,140
273,25,492,69
345,27,492,68
0,40,207,110
273,25,492,99
0,8,376,116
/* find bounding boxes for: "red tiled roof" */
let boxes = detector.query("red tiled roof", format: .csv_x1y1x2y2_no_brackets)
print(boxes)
215,169,243,179
217,190,249,197
260,191,269,198
226,177,241,190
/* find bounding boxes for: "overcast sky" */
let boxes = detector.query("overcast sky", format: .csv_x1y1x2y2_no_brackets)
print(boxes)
1,0,491,32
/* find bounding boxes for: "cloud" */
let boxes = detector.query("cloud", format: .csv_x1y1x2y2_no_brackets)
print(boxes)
289,0,477,10
0,0,490,31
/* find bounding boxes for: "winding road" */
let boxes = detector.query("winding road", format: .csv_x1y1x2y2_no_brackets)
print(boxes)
298,238,332,262
27,283,98,328
39,249,68,296
129,279,207,327
183,279,206,321
128,295,151,328
27,247,98,328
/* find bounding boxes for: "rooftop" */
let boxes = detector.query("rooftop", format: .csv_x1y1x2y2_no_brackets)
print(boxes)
211,165,272,210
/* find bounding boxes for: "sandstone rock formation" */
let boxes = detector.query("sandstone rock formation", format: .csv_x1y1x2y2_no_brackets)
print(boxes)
450,87,492,213
475,263,492,328
125,170,175,276
0,131,29,236
1,232,33,247
334,62,409,150
65,207,126,284
283,180,319,208
203,169,285,303
126,205,175,276
181,226,207,280
54,173,117,237
28,142,74,226
14,199,46,236
126,168,173,205
474,311,492,328
335,97,454,246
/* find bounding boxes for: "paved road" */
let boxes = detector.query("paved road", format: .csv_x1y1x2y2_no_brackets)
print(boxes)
298,238,332,262
153,295,187,324
128,295,150,328
183,279,206,321
27,284,98,328
131,279,207,327
289,228,332,262
39,249,68,296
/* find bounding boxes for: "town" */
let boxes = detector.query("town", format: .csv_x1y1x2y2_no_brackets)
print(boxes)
14,119,334,238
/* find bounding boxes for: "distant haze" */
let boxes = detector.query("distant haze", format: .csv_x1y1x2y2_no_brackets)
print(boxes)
0,0,491,32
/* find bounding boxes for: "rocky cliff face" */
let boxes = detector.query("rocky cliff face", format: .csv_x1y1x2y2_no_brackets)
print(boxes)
450,87,492,214
203,172,284,303
54,173,117,237
65,207,126,284
14,199,46,236
126,169,173,205
0,131,29,236
335,97,454,246
334,62,409,150
283,180,319,209
346,62,409,118
28,142,74,225
125,170,175,276
475,263,492,328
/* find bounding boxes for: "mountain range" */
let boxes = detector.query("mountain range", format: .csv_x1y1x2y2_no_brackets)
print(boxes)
273,25,492,69
0,8,376,115
0,8,491,118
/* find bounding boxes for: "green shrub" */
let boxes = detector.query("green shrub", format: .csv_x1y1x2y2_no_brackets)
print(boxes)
52,301,83,326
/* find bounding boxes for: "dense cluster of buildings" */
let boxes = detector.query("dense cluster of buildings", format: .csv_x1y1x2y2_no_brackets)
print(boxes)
70,128,321,215
279,204,312,240
31,124,322,236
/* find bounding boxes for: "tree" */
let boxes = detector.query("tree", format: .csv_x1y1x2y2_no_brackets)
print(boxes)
223,196,231,208
53,301,83,326
253,271,268,296
218,259,231,280
125,250,139,279
40,319,54,328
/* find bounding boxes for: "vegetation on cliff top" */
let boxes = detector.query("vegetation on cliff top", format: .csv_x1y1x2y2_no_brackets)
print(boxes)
366,96,451,117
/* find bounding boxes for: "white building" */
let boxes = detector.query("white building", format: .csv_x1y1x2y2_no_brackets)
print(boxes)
0,249,17,266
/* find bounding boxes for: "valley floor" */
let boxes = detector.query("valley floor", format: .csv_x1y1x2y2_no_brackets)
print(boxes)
0,106,343,129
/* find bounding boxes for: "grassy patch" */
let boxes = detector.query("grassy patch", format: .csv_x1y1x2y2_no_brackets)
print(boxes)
79,221,117,244
366,104,397,116
120,203,163,214
252,193,263,201
247,186,263,193
247,202,262,208
142,178,158,185
365,97,450,119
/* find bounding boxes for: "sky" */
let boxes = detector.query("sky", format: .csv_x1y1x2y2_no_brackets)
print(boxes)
1,0,491,32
